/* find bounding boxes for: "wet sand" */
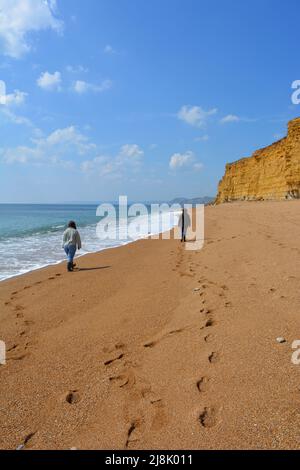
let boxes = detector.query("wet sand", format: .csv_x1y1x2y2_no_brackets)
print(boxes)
0,200,300,450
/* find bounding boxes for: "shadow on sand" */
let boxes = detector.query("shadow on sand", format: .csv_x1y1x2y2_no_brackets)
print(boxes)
75,266,111,272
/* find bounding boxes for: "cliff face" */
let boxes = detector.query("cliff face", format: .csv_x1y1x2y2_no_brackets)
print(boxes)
216,117,300,203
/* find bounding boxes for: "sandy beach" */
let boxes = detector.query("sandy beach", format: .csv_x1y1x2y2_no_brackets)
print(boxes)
0,200,300,450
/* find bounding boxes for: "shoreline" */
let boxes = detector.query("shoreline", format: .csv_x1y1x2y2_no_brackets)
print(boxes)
1,200,300,449
0,210,180,284
0,238,136,285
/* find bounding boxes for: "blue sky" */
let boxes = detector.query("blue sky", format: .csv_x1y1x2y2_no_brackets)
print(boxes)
0,0,299,203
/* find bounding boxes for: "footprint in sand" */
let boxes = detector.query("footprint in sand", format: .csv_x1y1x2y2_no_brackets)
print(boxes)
220,285,228,291
125,420,141,448
125,416,145,449
150,400,167,432
208,352,220,364
201,318,215,329
168,328,185,336
14,305,25,312
199,407,219,428
103,344,125,365
204,334,214,343
180,272,195,278
65,390,81,405
197,377,210,393
103,342,125,354
141,388,161,404
104,353,124,366
7,344,19,353
143,340,157,348
109,371,135,389
16,432,36,450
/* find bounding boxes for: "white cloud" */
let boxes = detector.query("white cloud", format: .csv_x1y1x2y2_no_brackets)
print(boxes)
169,150,203,171
0,81,27,106
72,79,112,94
37,71,61,91
104,44,116,54
81,156,115,177
38,126,96,155
1,145,41,164
0,0,63,58
0,80,28,107
66,64,88,74
220,114,240,124
119,144,144,160
1,125,95,166
72,80,89,94
1,107,33,127
4,89,27,106
169,151,194,169
0,82,33,128
81,144,144,178
178,105,217,128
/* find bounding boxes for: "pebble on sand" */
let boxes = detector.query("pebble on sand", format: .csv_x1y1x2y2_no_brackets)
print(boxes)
276,337,286,344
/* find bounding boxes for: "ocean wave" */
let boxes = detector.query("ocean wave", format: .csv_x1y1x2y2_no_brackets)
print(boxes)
0,211,179,282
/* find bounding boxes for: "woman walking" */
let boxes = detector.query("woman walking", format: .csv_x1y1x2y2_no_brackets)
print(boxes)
62,221,82,272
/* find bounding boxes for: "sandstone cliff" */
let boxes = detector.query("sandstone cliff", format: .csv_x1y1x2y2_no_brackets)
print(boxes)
216,117,300,203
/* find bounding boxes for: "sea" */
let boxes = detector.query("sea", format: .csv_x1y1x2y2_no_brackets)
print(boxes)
0,204,179,282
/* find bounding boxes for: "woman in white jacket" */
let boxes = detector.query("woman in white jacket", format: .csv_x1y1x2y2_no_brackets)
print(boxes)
62,220,82,272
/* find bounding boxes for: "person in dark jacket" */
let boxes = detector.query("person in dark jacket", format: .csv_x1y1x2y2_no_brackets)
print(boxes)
178,208,191,242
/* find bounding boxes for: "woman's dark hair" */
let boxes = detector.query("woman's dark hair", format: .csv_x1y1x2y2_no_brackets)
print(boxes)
68,220,77,229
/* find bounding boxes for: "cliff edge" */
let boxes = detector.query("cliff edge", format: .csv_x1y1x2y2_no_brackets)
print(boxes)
216,117,300,203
